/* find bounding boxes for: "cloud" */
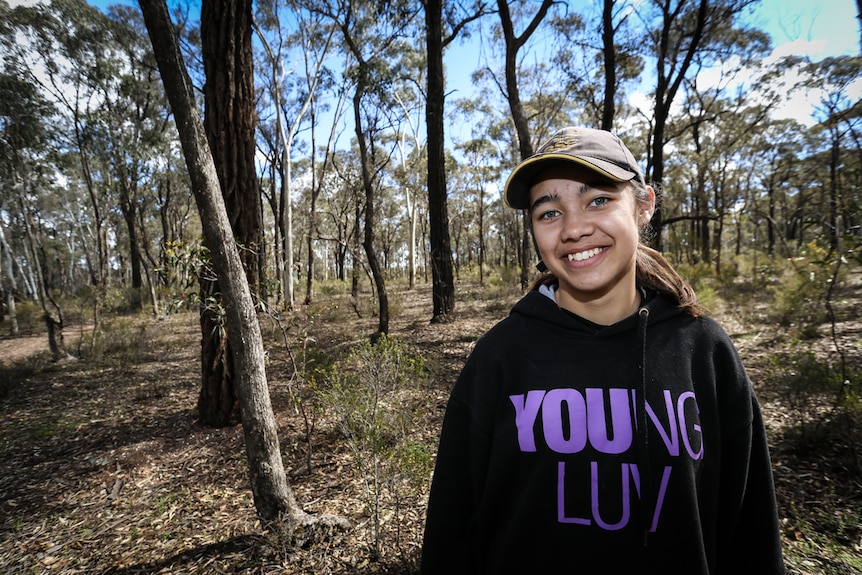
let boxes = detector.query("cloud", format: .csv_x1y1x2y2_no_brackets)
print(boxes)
768,39,829,62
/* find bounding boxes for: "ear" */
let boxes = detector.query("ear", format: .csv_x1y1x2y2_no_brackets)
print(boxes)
639,186,656,224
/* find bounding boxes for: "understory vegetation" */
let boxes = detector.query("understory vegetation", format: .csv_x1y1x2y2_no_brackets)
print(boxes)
1,254,861,574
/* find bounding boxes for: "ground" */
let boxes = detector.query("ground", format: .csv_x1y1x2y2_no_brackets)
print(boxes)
0,277,860,574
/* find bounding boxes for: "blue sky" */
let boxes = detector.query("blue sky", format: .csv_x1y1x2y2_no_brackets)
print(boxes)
754,0,859,59
80,0,859,59
78,0,860,134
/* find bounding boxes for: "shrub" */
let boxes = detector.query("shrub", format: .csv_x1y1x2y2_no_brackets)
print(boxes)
322,335,431,568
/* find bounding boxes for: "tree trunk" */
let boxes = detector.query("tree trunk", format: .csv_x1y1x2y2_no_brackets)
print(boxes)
353,84,389,336
856,0,862,53
139,0,328,529
601,0,617,131
193,0,263,427
0,225,19,335
828,130,841,253
497,0,554,290
425,0,456,322
119,179,143,311
648,0,708,250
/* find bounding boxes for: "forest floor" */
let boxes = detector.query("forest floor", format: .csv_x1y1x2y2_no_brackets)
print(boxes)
1,275,861,574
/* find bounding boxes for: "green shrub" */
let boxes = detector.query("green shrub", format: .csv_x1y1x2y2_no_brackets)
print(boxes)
765,351,860,434
101,286,145,314
11,301,43,335
81,316,154,365
0,354,47,399
322,335,431,565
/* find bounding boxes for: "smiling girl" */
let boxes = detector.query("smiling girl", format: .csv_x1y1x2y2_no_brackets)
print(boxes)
420,127,786,575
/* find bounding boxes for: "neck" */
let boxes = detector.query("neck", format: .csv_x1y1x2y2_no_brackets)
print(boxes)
555,283,641,326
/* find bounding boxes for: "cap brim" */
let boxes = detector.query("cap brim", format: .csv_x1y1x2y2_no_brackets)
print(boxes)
504,154,637,209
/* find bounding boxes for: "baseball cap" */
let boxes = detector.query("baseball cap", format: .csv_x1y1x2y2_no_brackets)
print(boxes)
504,126,645,209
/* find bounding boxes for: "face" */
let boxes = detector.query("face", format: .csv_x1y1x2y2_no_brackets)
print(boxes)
529,164,655,324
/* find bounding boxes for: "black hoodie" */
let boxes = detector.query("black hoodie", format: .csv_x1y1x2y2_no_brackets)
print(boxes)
420,288,785,574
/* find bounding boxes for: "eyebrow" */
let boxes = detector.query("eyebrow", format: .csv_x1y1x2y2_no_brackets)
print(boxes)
530,193,559,211
529,180,621,211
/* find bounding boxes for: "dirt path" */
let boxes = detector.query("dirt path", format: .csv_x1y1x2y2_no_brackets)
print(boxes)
0,333,48,365
0,323,94,365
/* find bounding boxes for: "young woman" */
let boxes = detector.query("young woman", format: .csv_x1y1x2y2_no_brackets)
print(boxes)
420,127,786,574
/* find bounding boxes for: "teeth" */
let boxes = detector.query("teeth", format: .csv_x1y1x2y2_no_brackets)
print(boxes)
567,248,602,262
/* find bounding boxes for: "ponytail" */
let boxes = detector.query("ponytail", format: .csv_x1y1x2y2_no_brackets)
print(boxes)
636,245,707,317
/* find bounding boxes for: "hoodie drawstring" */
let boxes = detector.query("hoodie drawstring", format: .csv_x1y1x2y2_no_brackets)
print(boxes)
637,305,651,546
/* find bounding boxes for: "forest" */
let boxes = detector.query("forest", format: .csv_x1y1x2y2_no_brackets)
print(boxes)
1,0,861,573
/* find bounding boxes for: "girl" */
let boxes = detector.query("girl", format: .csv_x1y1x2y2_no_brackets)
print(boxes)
420,127,786,574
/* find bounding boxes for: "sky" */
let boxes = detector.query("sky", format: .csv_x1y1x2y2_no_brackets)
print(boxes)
75,0,862,133
431,0,861,140
743,0,861,124
754,0,859,60
79,0,860,60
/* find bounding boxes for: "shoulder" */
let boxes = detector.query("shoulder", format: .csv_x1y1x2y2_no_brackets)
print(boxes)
658,308,739,350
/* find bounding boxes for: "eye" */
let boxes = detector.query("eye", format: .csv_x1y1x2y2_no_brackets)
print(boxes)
589,196,610,208
536,209,560,221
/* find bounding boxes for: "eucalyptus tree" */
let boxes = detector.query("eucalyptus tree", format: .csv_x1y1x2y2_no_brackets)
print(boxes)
492,0,564,288
455,137,502,285
0,67,59,343
423,0,490,322
254,0,338,308
667,39,773,269
446,163,474,277
91,5,176,312
668,96,772,271
8,0,120,305
748,120,806,258
388,85,428,290
634,0,767,250
140,0,351,534
190,0,263,428
547,2,642,130
449,94,519,271
312,0,422,337
803,56,862,252
302,83,350,304
319,148,364,283
0,1,83,353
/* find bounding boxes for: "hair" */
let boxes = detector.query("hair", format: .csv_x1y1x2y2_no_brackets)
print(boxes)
528,178,708,318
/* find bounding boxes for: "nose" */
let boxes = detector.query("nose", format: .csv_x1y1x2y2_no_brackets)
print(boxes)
560,209,592,242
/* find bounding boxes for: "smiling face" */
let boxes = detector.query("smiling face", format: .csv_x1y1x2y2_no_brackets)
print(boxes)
529,163,655,325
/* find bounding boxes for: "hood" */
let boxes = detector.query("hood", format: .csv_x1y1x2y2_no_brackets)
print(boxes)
509,286,683,336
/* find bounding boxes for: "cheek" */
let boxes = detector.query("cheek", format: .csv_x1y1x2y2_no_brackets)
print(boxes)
531,226,556,256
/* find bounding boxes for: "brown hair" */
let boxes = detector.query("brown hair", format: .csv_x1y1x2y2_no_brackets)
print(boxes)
528,179,708,318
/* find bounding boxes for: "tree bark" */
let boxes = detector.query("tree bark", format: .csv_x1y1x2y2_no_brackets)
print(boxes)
194,0,263,427
352,83,389,337
648,0,708,250
496,0,554,290
425,0,456,322
138,0,308,526
119,179,143,311
601,0,617,131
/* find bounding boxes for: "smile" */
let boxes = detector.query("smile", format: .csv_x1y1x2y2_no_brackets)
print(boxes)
566,248,602,262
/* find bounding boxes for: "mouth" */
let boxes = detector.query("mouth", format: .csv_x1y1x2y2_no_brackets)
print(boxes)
566,247,603,262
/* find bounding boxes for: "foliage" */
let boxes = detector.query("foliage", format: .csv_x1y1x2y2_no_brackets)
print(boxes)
0,353,45,399
766,351,851,432
7,300,43,336
767,244,840,338
322,334,431,567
